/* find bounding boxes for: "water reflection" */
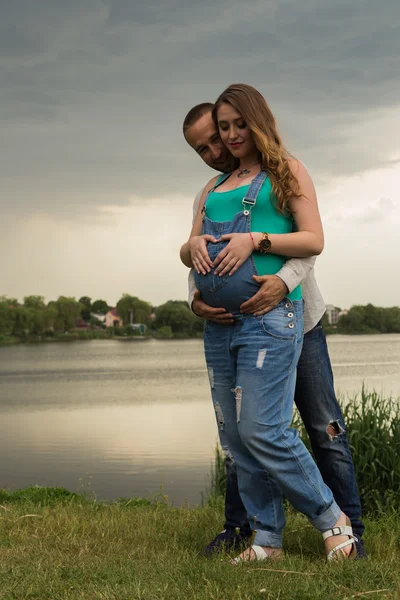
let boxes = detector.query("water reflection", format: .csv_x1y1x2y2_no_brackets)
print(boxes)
0,403,217,504
0,336,399,504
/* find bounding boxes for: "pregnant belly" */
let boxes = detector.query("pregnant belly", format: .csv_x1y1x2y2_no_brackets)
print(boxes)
194,255,260,313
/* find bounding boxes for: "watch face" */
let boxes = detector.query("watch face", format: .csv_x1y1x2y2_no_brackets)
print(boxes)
260,237,271,252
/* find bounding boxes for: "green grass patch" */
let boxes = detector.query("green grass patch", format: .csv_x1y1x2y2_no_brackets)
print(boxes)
0,489,400,599
0,486,84,507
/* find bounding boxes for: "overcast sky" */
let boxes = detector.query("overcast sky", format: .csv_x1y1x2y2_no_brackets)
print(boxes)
1,0,399,309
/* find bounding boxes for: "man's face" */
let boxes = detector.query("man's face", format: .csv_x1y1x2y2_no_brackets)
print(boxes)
185,111,232,172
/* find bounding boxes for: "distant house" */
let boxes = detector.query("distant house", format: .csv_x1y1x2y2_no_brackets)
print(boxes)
105,308,123,328
90,312,106,324
326,304,339,325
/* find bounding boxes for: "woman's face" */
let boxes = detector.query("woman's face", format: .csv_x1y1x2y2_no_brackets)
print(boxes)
216,102,256,159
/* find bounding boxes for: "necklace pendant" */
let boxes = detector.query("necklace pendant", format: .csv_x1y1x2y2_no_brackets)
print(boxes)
237,168,250,179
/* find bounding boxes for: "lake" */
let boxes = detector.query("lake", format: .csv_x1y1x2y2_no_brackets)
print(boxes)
1,335,399,505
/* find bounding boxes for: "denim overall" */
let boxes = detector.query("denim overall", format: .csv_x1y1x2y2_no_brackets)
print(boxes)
194,171,267,314
197,172,341,548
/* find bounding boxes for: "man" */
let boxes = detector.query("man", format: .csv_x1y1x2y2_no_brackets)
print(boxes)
182,103,366,558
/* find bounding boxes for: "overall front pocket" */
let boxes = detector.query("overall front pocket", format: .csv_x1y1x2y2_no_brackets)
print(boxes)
256,304,297,340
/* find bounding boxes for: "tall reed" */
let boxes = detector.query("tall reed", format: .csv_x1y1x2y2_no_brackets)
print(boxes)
208,388,400,515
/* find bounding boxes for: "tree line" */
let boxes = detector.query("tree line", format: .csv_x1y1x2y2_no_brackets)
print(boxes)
322,303,400,334
0,294,203,341
1,295,398,342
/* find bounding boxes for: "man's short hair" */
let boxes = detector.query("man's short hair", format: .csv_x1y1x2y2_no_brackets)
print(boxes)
182,102,214,136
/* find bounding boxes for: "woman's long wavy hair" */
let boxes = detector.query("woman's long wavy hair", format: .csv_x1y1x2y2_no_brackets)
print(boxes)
212,84,301,214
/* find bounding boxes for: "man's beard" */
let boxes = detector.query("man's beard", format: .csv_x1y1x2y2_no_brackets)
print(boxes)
211,154,239,174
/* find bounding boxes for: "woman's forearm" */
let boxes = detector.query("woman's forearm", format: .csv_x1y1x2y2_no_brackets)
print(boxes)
252,231,324,258
180,241,194,268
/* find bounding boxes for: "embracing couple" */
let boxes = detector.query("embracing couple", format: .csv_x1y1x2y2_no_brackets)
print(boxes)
180,83,365,563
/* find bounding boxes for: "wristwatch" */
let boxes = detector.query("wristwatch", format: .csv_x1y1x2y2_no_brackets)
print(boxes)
258,232,271,254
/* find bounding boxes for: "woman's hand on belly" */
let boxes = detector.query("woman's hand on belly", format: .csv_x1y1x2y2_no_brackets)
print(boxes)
189,234,218,275
213,232,254,277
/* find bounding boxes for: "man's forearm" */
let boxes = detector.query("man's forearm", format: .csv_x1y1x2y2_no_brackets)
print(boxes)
276,256,317,293
180,240,194,268
188,269,196,311
187,189,204,306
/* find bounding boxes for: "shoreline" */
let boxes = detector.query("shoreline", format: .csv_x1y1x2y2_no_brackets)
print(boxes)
0,330,396,346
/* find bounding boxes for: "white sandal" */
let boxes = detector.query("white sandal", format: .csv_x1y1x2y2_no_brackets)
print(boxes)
323,519,358,560
231,544,282,564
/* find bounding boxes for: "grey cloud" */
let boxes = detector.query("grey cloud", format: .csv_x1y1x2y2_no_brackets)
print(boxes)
326,197,398,225
105,0,187,27
0,0,106,63
0,0,399,218
0,24,43,58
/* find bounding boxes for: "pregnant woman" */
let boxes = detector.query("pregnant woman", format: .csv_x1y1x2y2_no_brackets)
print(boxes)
180,83,357,562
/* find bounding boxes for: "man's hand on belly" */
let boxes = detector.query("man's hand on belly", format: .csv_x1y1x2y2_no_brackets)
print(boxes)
240,275,289,316
192,291,234,324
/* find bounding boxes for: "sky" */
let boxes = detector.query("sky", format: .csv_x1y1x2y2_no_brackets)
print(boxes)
1,0,399,309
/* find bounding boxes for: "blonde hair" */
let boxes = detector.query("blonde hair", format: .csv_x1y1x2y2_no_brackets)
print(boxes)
213,83,301,213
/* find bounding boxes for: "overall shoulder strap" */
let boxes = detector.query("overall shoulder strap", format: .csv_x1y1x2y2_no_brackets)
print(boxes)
242,170,268,209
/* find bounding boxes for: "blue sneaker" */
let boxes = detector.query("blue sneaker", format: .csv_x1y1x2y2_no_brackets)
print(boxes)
201,528,252,557
355,538,367,559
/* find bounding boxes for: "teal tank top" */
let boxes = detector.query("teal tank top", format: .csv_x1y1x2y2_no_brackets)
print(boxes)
205,176,302,301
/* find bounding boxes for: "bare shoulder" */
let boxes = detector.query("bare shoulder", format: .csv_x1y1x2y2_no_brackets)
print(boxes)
287,157,309,178
198,174,221,205
204,174,220,193
287,157,315,192
192,175,222,224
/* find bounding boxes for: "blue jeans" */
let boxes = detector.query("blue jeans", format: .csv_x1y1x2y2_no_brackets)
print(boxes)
222,321,364,540
205,300,341,548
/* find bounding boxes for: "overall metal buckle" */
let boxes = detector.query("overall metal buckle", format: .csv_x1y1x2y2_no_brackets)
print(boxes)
242,197,255,216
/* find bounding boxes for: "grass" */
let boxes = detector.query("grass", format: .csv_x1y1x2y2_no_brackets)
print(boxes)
0,487,400,599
